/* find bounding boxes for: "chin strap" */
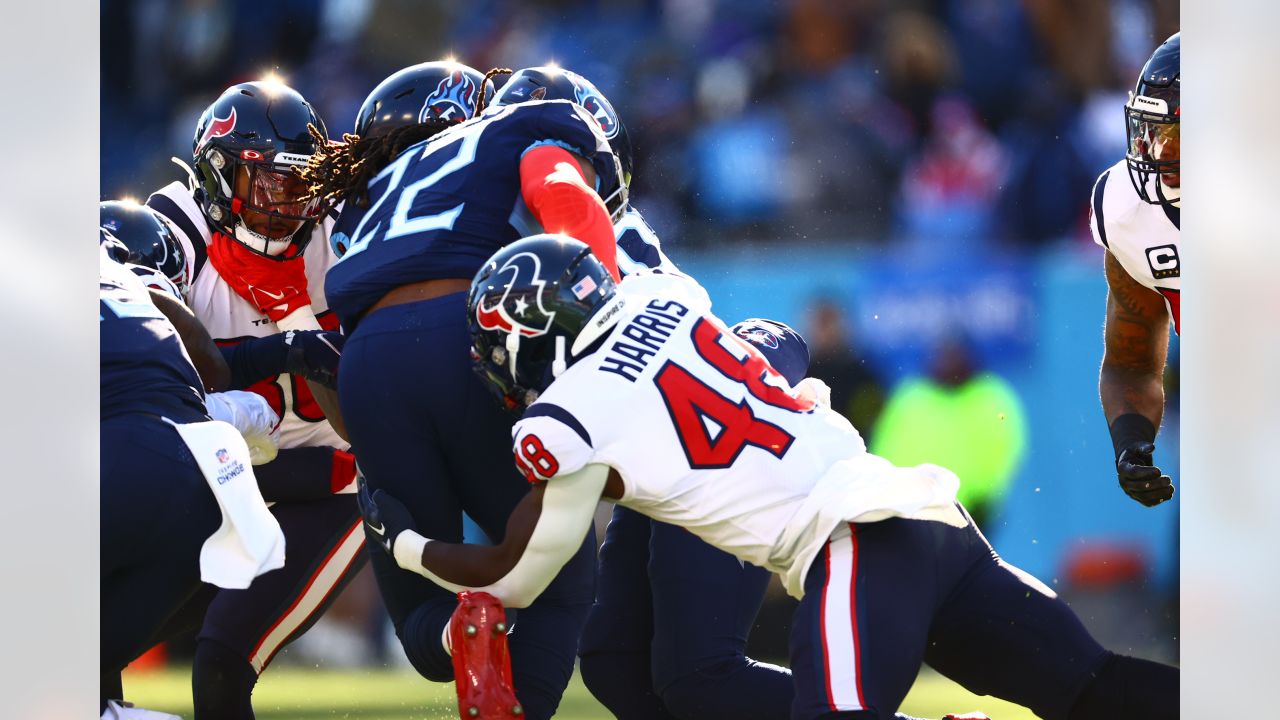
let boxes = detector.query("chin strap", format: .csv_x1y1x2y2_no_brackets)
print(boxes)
552,335,568,378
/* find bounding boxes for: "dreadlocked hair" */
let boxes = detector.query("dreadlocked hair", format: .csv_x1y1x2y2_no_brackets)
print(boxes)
476,67,513,115
297,119,455,210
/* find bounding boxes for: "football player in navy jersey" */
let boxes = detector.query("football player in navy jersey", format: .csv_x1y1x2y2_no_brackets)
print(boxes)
99,234,231,720
304,64,629,719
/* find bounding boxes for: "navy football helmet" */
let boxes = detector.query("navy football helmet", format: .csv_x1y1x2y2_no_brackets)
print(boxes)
354,61,489,138
1125,32,1180,206
468,234,624,412
100,200,190,297
730,318,811,386
491,66,632,221
190,80,328,258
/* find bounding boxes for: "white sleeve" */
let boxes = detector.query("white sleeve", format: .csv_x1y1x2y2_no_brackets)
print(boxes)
394,464,609,608
1088,168,1112,251
512,409,595,482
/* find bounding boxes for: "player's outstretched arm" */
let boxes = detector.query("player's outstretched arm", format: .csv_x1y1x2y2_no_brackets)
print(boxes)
149,288,231,392
1099,251,1173,506
360,465,609,608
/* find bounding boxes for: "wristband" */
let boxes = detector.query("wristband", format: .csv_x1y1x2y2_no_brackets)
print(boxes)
393,530,429,575
1108,413,1156,459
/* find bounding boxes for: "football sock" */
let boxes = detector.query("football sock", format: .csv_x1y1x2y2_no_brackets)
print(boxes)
658,656,794,720
1067,653,1179,720
578,651,679,720
192,639,259,720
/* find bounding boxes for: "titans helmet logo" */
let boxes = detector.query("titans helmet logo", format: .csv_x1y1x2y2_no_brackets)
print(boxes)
421,70,478,124
570,76,620,139
476,252,557,338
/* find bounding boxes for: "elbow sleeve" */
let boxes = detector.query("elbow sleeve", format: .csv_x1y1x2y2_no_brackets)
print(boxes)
519,145,619,282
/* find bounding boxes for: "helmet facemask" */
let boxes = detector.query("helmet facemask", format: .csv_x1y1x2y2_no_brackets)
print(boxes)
199,148,323,257
1125,93,1180,207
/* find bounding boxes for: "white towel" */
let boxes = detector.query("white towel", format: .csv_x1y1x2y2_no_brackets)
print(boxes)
167,418,286,589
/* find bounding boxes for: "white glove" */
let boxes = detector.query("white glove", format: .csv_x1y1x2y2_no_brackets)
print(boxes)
205,390,280,465
795,377,832,409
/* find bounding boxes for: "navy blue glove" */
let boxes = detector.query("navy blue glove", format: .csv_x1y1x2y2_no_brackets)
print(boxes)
357,475,417,555
1116,441,1175,507
284,330,345,389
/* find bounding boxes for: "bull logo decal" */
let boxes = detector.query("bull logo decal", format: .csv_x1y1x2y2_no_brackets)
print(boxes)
197,107,237,152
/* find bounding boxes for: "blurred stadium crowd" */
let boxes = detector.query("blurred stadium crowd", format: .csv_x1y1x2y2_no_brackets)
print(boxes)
102,0,1178,250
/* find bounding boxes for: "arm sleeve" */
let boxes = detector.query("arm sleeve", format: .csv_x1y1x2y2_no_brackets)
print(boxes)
219,334,290,390
519,144,620,282
395,464,609,608
1089,169,1111,250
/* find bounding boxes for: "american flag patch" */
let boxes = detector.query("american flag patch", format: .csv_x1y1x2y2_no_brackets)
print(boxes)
571,276,598,299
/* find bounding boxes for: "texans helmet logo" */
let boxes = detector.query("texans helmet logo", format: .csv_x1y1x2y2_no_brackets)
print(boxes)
197,107,237,152
570,75,620,139
476,252,557,338
421,70,478,124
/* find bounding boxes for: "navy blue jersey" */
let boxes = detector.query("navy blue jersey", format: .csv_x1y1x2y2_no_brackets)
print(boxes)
100,251,208,422
325,100,618,330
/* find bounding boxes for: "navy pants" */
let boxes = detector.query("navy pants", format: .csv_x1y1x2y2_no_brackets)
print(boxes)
101,415,221,704
339,293,597,720
153,476,366,671
792,510,1114,720
580,506,794,719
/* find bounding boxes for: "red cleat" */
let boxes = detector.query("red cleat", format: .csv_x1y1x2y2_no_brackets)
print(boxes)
450,591,523,719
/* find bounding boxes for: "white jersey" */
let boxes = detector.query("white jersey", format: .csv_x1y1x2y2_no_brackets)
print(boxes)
614,207,681,277
147,181,348,451
1089,160,1181,333
511,272,963,598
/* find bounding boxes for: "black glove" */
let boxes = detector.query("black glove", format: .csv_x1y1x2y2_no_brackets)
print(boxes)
1116,441,1175,507
357,475,417,555
284,330,345,389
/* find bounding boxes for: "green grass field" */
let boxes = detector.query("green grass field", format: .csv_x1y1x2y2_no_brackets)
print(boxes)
122,665,1040,719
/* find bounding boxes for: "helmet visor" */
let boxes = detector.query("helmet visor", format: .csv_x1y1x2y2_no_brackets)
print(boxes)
1125,107,1180,176
246,164,323,220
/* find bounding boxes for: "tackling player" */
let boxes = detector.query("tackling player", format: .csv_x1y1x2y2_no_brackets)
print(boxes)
304,63,629,719
362,235,1179,720
141,80,365,720
1090,32,1180,507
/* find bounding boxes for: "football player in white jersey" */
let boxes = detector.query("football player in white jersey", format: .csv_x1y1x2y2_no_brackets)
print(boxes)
1089,32,1180,507
141,81,366,720
361,236,1179,720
